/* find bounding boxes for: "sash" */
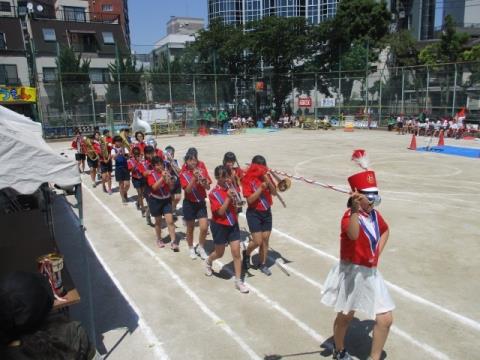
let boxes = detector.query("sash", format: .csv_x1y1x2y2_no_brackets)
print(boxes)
151,171,169,198
182,172,201,202
358,210,380,256
251,182,270,210
129,158,143,179
212,190,235,226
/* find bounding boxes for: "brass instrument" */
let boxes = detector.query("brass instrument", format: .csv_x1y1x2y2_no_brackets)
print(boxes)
164,151,181,178
226,179,245,207
84,137,99,161
193,167,208,187
119,130,131,153
100,136,109,161
263,171,290,208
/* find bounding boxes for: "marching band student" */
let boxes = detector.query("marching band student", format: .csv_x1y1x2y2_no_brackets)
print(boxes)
179,151,212,260
71,128,86,173
181,147,207,171
138,145,155,226
147,156,178,250
241,155,276,276
165,145,182,215
205,165,249,293
86,132,101,188
133,131,146,154
128,147,146,216
321,158,394,360
223,151,245,215
111,135,130,204
100,130,113,194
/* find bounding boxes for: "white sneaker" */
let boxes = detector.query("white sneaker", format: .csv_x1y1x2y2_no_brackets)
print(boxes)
204,260,213,276
196,246,208,260
189,247,197,260
235,280,249,294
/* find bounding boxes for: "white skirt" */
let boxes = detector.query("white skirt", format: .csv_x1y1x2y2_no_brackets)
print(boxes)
321,261,395,320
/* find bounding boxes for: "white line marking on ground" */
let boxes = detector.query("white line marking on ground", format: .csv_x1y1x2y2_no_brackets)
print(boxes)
61,199,169,359
83,185,262,360
243,214,480,332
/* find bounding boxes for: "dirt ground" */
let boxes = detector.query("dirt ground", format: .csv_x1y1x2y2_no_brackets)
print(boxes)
48,129,480,360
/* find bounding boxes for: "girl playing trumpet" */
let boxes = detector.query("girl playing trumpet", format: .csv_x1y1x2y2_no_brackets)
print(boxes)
147,156,178,250
179,151,212,259
241,155,277,276
205,165,249,293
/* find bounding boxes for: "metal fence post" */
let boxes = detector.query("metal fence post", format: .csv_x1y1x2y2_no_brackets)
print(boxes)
90,80,96,127
193,74,197,132
452,63,458,116
379,69,383,124
115,45,124,123
401,67,405,114
426,65,429,111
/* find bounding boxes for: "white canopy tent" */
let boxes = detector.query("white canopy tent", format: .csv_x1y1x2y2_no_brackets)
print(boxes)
0,105,95,342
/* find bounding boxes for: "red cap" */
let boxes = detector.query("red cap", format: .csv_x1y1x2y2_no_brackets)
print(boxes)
348,170,378,192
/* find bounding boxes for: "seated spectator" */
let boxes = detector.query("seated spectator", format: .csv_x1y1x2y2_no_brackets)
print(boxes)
0,271,97,360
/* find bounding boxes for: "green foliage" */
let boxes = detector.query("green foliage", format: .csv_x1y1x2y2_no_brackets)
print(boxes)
384,30,419,67
53,46,92,112
105,55,145,105
419,15,469,65
247,16,313,117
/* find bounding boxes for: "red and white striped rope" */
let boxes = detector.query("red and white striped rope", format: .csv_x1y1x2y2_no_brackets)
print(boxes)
269,169,350,194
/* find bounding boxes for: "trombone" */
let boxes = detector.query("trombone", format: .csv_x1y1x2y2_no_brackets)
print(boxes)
264,171,291,208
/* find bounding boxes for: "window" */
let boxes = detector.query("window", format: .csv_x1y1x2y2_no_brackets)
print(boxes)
101,4,113,12
102,32,114,44
0,65,18,85
89,68,109,83
0,32,5,50
43,67,57,83
42,28,56,42
63,6,86,22
0,2,11,12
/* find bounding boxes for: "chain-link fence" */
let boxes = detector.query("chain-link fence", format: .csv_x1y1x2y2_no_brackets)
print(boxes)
37,62,480,138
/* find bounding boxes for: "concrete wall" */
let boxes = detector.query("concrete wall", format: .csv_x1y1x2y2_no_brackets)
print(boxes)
0,56,30,85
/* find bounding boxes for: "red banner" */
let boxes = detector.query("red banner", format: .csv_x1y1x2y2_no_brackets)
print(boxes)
298,97,312,107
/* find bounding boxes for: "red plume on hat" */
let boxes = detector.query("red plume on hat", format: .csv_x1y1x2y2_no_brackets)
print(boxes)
351,149,369,170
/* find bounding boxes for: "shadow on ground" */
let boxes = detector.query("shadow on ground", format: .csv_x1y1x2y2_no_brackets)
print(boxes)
53,193,139,356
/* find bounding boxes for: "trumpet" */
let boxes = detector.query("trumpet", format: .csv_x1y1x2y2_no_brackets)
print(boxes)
193,167,208,187
164,151,181,178
226,179,245,207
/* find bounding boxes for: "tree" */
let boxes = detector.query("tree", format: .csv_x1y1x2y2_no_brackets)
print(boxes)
53,46,92,115
247,16,313,118
308,0,391,102
150,53,191,104
384,30,419,67
105,55,145,106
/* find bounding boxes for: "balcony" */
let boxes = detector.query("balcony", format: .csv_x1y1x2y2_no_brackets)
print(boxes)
54,9,120,24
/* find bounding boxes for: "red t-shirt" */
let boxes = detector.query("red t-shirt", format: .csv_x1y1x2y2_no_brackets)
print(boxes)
137,159,152,177
147,170,171,199
179,166,211,203
133,141,146,154
128,158,144,179
181,160,207,171
242,177,272,211
340,209,389,268
209,185,238,226
71,136,86,154
92,141,101,155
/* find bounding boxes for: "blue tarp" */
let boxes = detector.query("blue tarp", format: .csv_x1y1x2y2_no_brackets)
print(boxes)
417,145,480,158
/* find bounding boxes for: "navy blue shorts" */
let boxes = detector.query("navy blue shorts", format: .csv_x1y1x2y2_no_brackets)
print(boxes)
75,153,86,161
210,221,240,245
115,166,130,182
183,199,207,221
148,196,172,217
132,177,146,189
246,208,272,233
100,160,112,174
87,158,99,169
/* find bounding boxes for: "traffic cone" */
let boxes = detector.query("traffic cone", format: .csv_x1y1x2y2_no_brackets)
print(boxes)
437,130,445,146
408,134,417,150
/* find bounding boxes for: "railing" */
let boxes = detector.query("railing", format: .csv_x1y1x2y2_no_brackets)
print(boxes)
55,10,120,24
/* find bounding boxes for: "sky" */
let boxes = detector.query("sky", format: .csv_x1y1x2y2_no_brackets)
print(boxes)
129,0,207,54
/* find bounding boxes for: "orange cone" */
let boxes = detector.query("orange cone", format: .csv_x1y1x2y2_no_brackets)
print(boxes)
408,134,417,150
437,130,445,146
